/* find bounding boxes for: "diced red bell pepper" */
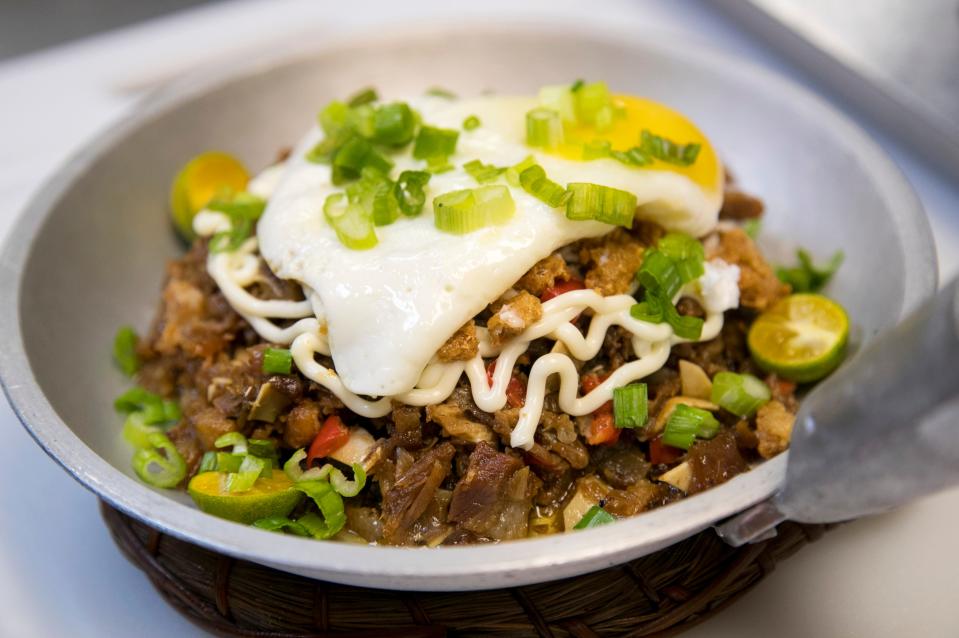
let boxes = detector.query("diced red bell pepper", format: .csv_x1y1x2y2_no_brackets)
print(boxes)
649,436,684,465
586,409,620,446
486,360,526,408
581,372,609,394
541,278,585,302
306,415,350,467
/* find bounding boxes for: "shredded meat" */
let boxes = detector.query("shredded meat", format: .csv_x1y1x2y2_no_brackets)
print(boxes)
605,480,675,516
686,430,748,495
426,401,495,443
284,399,321,448
448,442,529,539
578,228,645,295
707,228,790,310
437,321,479,362
390,403,424,449
514,254,571,296
486,291,543,347
756,400,795,459
719,189,765,220
380,443,455,544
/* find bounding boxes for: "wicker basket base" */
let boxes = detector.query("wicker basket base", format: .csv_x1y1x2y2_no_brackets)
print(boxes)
100,501,828,637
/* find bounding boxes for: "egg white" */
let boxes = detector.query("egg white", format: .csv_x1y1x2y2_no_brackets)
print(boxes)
257,96,721,397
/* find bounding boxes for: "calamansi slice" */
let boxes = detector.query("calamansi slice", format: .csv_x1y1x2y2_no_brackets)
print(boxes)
748,293,849,383
169,151,249,240
188,471,303,524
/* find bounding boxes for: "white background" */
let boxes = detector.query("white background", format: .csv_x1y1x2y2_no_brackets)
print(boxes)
1,1,958,636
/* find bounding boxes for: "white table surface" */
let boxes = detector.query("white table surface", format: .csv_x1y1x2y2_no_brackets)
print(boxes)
2,1,958,636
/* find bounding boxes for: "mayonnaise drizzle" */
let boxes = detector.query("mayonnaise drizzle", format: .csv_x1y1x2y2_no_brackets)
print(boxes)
192,197,732,450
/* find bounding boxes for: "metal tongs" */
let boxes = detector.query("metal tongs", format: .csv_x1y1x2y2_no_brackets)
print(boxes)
717,277,959,545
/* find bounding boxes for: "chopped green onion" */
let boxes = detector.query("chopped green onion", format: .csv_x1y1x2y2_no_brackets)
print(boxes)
582,139,611,160
573,505,616,529
433,185,515,234
323,193,378,250
330,463,367,497
198,451,217,473
225,455,269,493
662,404,720,450
570,79,585,92
394,170,431,217
214,432,248,455
565,182,637,228
538,84,577,121
505,155,536,187
347,87,378,107
711,372,771,418
630,289,704,340
283,449,308,482
639,129,701,167
247,438,279,462
525,107,563,149
613,383,648,429
371,180,400,226
252,516,311,537
372,102,415,146
132,432,187,488
425,86,457,99
207,192,266,253
426,156,454,174
199,451,244,474
611,147,653,167
463,159,506,184
630,295,664,324
295,480,347,539
346,103,376,138
122,412,162,450
332,137,392,184
636,249,682,298
462,115,481,131
518,164,569,208
743,219,761,240
318,100,350,137
114,386,163,416
776,249,844,293
113,326,139,377
658,232,705,283
262,347,293,375
573,81,611,126
413,125,459,160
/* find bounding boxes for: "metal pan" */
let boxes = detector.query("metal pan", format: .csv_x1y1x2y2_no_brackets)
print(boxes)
0,24,935,590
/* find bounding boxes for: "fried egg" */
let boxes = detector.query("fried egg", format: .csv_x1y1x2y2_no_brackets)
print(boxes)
257,94,724,397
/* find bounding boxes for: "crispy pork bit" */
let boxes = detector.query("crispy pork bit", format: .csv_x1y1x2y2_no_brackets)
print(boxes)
486,291,543,347
707,227,790,310
756,400,796,459
437,320,479,362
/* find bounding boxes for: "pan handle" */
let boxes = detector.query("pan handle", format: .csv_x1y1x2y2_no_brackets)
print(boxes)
717,276,959,545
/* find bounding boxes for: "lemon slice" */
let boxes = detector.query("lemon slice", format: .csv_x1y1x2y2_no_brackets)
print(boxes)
188,471,303,524
748,293,849,383
169,151,249,240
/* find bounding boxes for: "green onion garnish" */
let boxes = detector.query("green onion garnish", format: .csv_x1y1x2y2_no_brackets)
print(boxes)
394,170,431,217
657,232,706,283
463,115,481,131
413,125,459,160
262,348,293,375
582,139,612,160
225,455,270,492
505,155,537,187
371,180,400,226
215,431,249,455
639,129,701,167
347,87,378,107
538,84,577,122
253,516,312,537
613,383,648,429
662,404,720,450
776,249,844,293
630,290,704,340
518,164,569,208
330,463,367,497
113,326,139,377
573,505,616,529
372,102,415,146
611,147,653,167
565,182,637,228
318,100,351,137
207,191,267,253
525,107,563,149
199,451,244,474
425,86,457,99
463,159,506,184
132,432,187,488
637,249,682,298
573,81,612,127
295,480,347,539
711,372,771,418
331,137,393,185
433,185,515,234
323,193,378,250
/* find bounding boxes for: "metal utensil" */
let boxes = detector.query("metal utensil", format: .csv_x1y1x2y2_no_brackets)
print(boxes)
718,277,959,545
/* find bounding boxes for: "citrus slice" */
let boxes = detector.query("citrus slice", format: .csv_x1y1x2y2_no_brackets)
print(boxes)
747,293,849,383
169,151,249,240
188,471,303,524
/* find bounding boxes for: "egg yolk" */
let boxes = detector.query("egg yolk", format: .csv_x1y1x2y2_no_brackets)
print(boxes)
545,95,723,196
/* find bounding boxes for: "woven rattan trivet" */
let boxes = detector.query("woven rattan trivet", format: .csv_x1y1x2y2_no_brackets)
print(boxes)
101,501,830,637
